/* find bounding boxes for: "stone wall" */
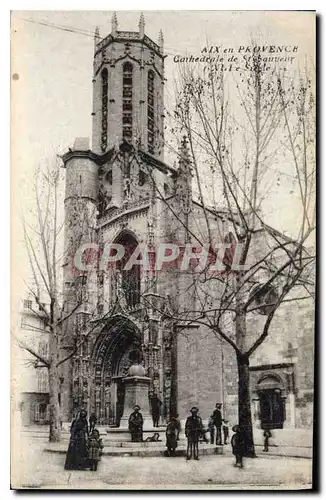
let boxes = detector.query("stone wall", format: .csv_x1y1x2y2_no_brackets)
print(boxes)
176,324,223,421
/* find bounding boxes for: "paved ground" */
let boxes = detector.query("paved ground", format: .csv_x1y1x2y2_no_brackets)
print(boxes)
11,435,313,490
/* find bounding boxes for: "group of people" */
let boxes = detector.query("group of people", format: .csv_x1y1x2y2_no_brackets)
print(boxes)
128,402,239,462
65,404,272,469
64,410,103,471
184,405,247,466
128,404,181,456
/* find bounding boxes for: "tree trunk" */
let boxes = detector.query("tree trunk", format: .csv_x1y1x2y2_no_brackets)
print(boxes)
48,361,61,442
237,352,256,457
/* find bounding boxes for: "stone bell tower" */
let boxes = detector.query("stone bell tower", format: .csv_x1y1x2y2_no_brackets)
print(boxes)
92,12,165,159
59,14,174,423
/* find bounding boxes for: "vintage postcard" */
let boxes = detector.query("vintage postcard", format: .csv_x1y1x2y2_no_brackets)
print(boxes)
11,10,316,490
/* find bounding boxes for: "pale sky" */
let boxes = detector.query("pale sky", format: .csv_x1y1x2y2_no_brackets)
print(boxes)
10,10,315,303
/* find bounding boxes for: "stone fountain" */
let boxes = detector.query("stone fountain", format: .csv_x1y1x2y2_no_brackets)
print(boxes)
119,363,152,429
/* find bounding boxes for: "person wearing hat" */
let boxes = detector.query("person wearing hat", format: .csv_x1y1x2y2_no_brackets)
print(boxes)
128,405,144,442
185,407,204,460
231,424,245,468
150,393,162,428
212,403,223,445
165,416,179,457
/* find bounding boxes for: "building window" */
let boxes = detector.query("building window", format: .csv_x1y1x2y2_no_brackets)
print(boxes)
106,169,112,186
101,68,108,152
40,319,47,330
34,402,48,423
139,169,148,186
115,233,140,307
24,299,32,309
76,275,87,286
147,70,155,154
38,341,48,359
21,317,29,329
122,62,133,141
164,183,171,197
37,369,48,392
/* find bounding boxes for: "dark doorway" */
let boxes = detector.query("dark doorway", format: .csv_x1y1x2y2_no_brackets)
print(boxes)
116,379,125,426
259,389,285,429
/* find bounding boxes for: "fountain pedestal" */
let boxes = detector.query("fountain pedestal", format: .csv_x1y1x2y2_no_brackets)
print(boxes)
119,364,152,429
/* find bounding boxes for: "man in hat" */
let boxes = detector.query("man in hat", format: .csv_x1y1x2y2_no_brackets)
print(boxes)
185,407,204,460
212,403,223,445
150,393,162,428
128,405,144,442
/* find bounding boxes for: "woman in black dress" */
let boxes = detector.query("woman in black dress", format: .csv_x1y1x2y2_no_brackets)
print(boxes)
64,410,89,470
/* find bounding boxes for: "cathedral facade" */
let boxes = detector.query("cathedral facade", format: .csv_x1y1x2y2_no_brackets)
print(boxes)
59,14,314,432
59,13,224,426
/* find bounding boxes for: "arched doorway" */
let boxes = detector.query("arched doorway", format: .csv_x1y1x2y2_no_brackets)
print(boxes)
256,375,286,429
90,316,142,426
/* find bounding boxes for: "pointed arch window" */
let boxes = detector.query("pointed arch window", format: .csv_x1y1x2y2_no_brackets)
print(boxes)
122,62,133,140
38,341,48,359
101,68,108,152
147,70,155,154
37,369,48,392
115,233,140,307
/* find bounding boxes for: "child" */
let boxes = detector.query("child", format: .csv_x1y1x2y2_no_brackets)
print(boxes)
165,417,179,456
87,429,103,471
89,413,97,434
231,425,244,468
263,428,272,452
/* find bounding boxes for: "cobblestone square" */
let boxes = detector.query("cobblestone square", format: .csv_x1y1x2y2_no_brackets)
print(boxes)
11,435,312,490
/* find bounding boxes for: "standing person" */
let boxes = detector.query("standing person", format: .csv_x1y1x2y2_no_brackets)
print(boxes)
212,403,223,445
263,428,272,452
128,405,144,442
87,429,103,471
150,394,162,427
165,417,179,456
64,409,89,470
89,413,97,434
223,419,230,445
185,407,203,461
208,414,215,444
231,425,245,468
175,414,181,441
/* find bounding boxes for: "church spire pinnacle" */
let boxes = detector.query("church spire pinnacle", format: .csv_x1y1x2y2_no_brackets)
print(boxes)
180,135,190,163
94,26,100,52
158,29,164,52
111,11,118,36
139,12,145,38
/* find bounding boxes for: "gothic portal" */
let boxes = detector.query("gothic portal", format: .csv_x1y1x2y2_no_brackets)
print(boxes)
90,317,142,426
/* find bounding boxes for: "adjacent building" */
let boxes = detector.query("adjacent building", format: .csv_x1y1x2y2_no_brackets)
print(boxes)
15,297,50,425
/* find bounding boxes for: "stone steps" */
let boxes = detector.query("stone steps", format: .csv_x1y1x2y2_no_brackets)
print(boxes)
22,425,167,441
45,442,223,458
